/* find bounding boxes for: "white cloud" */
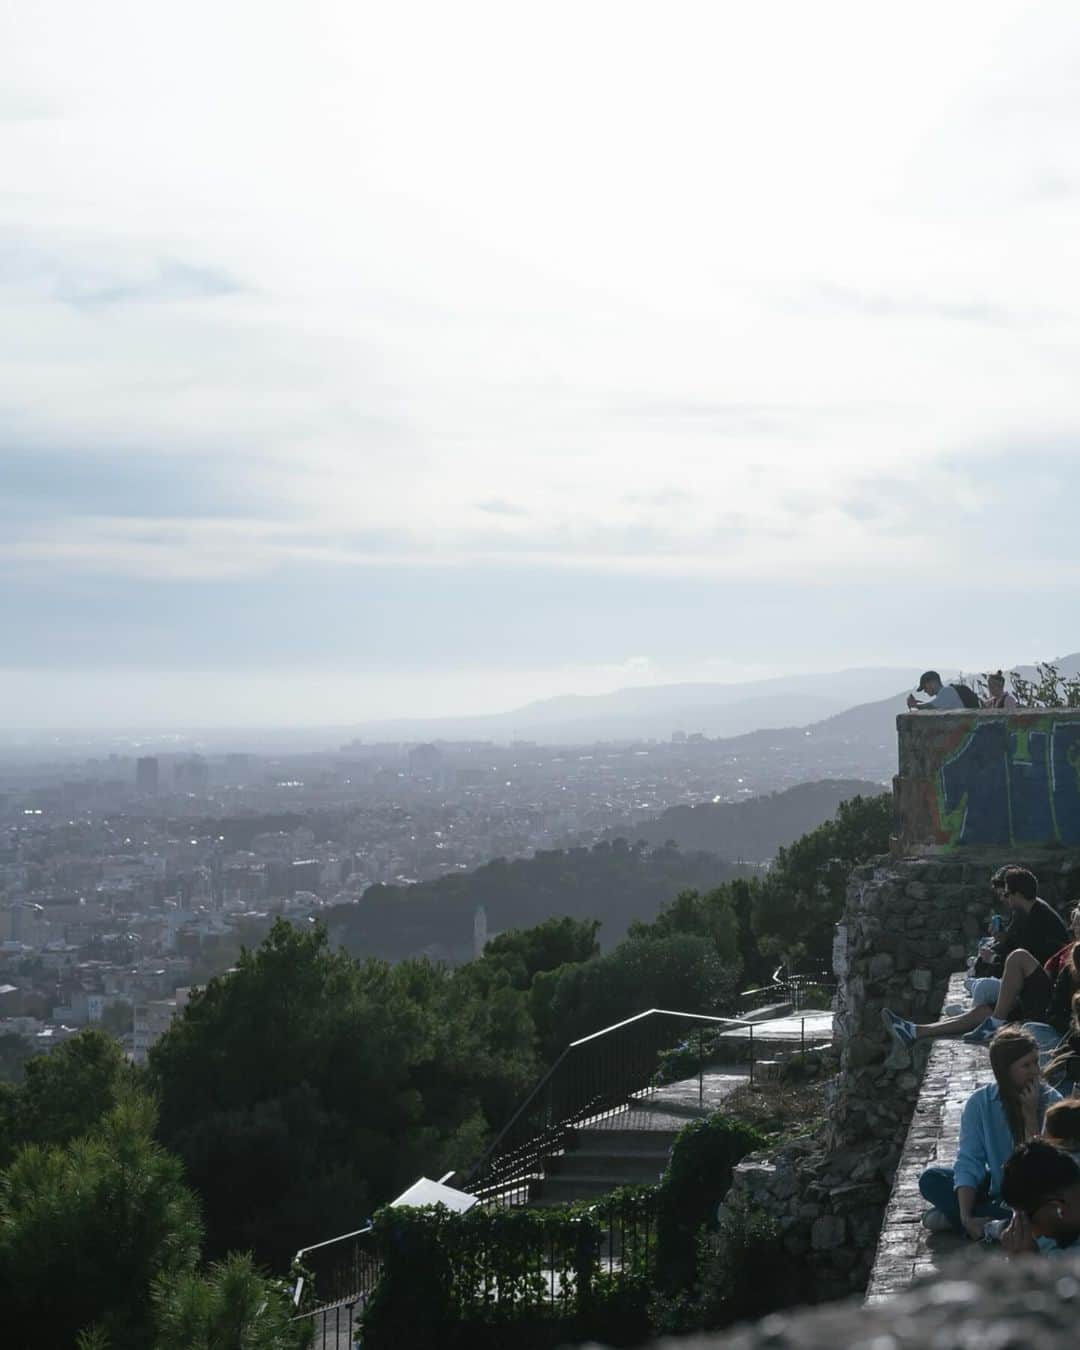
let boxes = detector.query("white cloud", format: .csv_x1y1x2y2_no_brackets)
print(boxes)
4,1,1080,719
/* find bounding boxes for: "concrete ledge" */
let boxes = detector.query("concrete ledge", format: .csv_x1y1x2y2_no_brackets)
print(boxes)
864,972,995,1302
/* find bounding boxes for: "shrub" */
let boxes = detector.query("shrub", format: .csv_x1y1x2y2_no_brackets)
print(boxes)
654,1113,765,1293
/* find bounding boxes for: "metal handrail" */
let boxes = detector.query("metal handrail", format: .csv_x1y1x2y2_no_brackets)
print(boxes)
464,1005,772,1203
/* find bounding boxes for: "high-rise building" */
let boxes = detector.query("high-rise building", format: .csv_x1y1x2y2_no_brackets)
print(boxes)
135,756,159,795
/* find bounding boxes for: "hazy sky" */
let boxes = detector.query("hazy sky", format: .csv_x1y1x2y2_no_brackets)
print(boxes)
4,1,1080,726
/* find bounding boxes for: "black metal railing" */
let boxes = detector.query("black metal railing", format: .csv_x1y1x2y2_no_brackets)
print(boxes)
464,1006,775,1206
291,1222,381,1333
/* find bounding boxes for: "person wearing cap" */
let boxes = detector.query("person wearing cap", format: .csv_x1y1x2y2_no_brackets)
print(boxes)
907,671,964,711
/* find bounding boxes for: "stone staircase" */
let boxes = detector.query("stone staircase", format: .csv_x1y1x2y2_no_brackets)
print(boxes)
535,1124,680,1206
528,1067,749,1206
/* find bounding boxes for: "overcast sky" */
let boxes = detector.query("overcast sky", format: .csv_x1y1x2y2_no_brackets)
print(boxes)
3,1,1080,727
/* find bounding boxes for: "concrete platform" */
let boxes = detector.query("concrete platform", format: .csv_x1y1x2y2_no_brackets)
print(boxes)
865,972,996,1304
716,1009,833,1046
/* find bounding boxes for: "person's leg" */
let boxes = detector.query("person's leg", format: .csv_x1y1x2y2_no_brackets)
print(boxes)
919,1165,964,1231
919,1167,1009,1234
882,1001,993,1047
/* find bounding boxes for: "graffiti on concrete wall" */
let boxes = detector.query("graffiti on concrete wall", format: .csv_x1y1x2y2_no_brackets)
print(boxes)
936,717,1080,848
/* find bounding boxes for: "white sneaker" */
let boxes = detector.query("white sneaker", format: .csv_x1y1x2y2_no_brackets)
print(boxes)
921,1208,953,1233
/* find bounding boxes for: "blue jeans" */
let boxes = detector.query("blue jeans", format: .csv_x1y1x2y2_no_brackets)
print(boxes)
918,1165,1011,1235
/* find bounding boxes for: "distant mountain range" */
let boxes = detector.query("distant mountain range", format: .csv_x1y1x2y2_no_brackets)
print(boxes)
603,778,885,861
348,666,919,744
343,653,1080,769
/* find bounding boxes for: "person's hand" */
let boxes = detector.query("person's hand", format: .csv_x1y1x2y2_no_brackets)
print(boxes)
962,1215,989,1241
906,693,919,709
1000,1211,1037,1257
1019,1081,1040,1134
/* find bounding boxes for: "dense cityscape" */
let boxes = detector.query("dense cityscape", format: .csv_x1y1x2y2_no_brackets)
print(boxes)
0,722,890,1076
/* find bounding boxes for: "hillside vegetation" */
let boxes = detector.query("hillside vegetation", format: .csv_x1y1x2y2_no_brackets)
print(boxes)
0,790,891,1348
610,777,883,859
327,841,744,960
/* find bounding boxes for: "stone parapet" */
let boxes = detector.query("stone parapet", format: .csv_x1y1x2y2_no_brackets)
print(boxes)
864,972,995,1302
894,707,1080,854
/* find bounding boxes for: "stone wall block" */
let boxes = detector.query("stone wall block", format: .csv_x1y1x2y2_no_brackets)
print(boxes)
810,1215,846,1250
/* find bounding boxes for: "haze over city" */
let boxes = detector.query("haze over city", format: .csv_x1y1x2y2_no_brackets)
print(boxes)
5,1,1080,728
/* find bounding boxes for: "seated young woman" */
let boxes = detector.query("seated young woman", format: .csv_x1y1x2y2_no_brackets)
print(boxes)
918,1027,1062,1236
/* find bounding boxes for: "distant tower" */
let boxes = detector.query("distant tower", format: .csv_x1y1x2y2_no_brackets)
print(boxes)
136,756,159,796
473,904,488,958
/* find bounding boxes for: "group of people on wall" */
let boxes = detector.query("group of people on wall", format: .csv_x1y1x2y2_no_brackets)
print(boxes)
906,669,1018,712
882,865,1080,1257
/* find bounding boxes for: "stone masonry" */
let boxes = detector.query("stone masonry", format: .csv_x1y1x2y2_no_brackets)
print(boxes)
721,849,1080,1301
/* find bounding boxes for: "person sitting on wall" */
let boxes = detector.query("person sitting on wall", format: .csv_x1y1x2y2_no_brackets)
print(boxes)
918,1027,1061,1236
982,670,1019,711
999,1139,1080,1256
906,671,967,711
970,864,1021,977
883,868,1070,1049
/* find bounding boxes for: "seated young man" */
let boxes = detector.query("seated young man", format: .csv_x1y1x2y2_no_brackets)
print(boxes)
999,1140,1080,1256
882,867,1069,1049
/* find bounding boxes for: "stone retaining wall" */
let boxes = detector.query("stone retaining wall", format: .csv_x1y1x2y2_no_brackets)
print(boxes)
719,849,1080,1302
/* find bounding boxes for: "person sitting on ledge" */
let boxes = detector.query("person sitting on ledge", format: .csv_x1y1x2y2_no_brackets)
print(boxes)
882,868,1070,1049
982,670,1019,711
999,1139,1080,1256
918,1027,1061,1237
906,670,966,711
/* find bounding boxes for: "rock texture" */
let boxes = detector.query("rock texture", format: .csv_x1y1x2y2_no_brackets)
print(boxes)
719,851,1080,1301
622,1248,1080,1348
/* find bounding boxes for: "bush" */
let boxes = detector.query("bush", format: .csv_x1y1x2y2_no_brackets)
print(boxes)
360,1196,657,1350
649,1206,788,1334
654,1113,765,1293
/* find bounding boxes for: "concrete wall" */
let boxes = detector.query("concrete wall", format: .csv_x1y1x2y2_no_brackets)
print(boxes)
894,708,1080,853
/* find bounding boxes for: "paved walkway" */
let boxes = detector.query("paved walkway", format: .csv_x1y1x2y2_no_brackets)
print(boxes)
865,972,996,1303
717,1009,834,1046
582,1064,750,1131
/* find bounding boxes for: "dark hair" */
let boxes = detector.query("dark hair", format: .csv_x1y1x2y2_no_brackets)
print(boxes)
918,670,941,687
1044,1100,1080,1152
1003,867,1038,902
990,864,1021,891
989,1026,1041,1145
1001,1140,1080,1215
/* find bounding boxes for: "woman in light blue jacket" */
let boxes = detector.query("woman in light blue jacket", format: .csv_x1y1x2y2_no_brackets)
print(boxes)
919,1026,1062,1237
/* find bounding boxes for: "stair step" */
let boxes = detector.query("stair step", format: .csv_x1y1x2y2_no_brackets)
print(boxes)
554,1154,668,1182
531,1175,638,1205
572,1128,679,1153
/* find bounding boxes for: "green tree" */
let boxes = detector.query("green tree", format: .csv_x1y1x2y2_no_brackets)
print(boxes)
151,1251,306,1350
477,915,601,989
150,920,537,1267
628,886,740,965
752,792,891,968
0,1093,202,1350
534,933,736,1056
0,1028,132,1168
